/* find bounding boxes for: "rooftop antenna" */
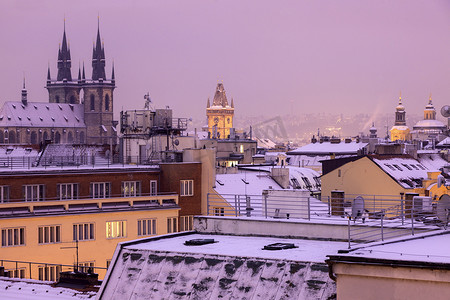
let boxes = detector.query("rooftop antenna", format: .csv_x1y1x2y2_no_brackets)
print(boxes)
61,239,79,272
144,92,152,110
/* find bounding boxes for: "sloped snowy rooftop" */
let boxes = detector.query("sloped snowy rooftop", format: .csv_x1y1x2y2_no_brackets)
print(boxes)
0,101,85,128
215,171,281,195
98,232,345,299
371,155,430,188
288,141,368,155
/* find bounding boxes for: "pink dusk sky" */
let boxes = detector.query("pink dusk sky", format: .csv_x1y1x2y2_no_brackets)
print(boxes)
1,0,450,122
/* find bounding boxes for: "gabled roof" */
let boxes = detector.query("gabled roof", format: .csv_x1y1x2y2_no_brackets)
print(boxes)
0,101,85,128
369,155,429,189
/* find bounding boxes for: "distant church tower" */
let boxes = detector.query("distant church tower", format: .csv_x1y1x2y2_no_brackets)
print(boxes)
82,22,116,145
206,82,234,139
390,93,411,141
46,23,82,104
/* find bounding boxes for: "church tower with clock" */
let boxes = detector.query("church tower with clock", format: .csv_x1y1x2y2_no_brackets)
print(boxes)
206,82,234,139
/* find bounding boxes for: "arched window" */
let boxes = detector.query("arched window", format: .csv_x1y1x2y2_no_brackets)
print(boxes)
80,131,85,144
55,131,61,144
16,131,20,144
55,95,60,103
75,131,79,143
0,131,3,144
70,95,76,104
31,131,37,144
43,131,48,142
68,132,73,143
90,95,95,111
105,94,110,111
9,131,15,144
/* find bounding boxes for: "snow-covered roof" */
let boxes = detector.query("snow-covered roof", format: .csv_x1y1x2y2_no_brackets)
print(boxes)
288,141,368,155
0,277,96,299
98,232,345,299
255,137,277,149
437,137,450,147
371,155,430,188
417,153,448,171
0,101,85,128
413,119,446,130
215,172,280,195
390,125,409,131
0,146,39,158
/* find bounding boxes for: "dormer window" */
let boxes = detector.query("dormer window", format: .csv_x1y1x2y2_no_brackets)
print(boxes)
46,105,49,110
12,104,16,109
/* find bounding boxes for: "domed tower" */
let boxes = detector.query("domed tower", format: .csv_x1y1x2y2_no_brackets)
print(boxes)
206,82,234,139
412,94,446,140
82,21,116,145
390,93,411,141
46,22,82,104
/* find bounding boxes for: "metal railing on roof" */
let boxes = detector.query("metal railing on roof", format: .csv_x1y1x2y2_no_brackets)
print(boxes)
0,154,162,170
206,193,447,248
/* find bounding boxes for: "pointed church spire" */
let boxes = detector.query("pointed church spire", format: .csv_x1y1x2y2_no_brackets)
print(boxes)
47,64,51,83
77,64,82,83
21,76,28,105
207,97,210,108
82,62,86,83
429,93,432,104
111,61,115,83
231,97,234,108
92,16,106,81
57,19,72,81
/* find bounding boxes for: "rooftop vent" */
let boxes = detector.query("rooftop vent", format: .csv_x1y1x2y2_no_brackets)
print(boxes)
184,239,216,246
263,243,298,251
12,104,16,109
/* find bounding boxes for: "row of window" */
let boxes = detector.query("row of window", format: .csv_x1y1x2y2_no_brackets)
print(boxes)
1,216,194,247
0,179,194,202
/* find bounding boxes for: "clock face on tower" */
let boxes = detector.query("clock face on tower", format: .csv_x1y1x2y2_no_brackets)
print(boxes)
214,117,219,124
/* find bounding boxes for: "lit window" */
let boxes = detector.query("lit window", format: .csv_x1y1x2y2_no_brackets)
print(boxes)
38,225,61,245
240,145,244,153
1,227,25,247
122,181,141,197
106,221,126,238
23,184,45,201
91,182,111,199
180,216,194,231
137,219,157,236
0,186,9,203
180,180,194,196
167,217,178,233
57,183,79,200
73,223,95,241
150,180,158,196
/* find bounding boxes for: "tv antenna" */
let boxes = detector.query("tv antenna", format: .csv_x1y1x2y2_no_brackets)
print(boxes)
144,92,153,110
61,239,79,272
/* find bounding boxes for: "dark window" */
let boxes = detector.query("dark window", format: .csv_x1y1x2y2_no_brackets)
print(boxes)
105,94,110,111
54,132,61,144
90,95,95,111
67,132,73,143
30,131,37,144
8,131,15,144
69,95,76,104
55,96,60,103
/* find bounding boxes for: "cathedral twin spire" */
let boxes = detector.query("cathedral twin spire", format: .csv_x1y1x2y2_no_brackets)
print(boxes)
49,19,113,84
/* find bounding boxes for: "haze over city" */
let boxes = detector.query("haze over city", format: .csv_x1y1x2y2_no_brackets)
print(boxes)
1,0,450,124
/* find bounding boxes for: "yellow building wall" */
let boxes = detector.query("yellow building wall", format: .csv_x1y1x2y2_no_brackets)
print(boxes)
320,157,426,213
0,199,179,280
390,127,411,141
207,108,234,139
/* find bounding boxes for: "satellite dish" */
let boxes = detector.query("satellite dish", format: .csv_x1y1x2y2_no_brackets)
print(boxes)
351,196,365,220
441,105,450,118
438,174,446,188
436,194,450,226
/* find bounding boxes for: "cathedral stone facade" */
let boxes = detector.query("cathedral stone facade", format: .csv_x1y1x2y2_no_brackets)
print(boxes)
0,22,117,146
